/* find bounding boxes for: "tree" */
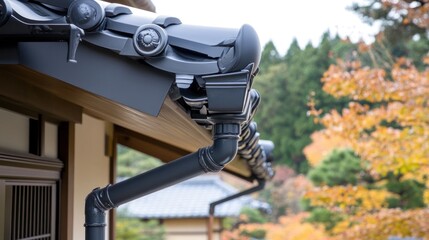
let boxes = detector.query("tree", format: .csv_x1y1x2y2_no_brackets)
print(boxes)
302,0,429,236
259,172,313,221
116,209,165,240
316,57,429,177
253,33,355,172
306,40,429,240
303,131,350,166
239,207,269,224
351,0,429,59
116,144,163,178
307,148,365,187
115,218,165,240
259,40,282,73
222,213,329,240
225,0,429,238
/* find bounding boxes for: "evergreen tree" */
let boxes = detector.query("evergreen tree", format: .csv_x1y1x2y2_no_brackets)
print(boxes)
253,33,355,172
259,40,282,73
307,148,364,187
385,173,426,210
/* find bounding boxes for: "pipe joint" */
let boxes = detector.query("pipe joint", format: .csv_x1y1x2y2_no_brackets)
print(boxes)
198,123,240,172
84,189,107,240
84,186,115,229
212,122,241,138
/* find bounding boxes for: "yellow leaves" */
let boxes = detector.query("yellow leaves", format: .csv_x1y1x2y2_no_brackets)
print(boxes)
424,190,429,205
424,55,429,65
316,56,429,176
267,214,329,240
303,131,350,167
305,54,429,239
323,57,429,103
305,185,393,215
222,214,330,240
353,124,429,176
322,62,394,102
332,208,429,240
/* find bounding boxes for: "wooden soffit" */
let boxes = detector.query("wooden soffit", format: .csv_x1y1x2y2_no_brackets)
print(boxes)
0,65,252,178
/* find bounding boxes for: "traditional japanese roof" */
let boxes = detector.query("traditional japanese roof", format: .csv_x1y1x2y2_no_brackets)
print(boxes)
118,175,259,218
0,0,275,182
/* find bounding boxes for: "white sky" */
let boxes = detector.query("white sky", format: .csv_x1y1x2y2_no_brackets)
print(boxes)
152,0,380,55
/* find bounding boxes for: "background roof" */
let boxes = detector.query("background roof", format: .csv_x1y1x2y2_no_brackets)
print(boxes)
118,175,258,218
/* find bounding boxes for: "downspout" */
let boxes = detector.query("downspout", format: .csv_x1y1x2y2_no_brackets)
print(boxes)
85,122,241,240
207,180,266,240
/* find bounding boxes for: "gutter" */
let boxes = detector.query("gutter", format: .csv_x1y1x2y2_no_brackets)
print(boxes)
85,122,241,240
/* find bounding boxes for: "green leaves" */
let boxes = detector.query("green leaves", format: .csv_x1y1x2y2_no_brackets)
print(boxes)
116,144,163,178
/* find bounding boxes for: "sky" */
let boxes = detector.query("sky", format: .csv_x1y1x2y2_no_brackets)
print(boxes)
152,0,380,55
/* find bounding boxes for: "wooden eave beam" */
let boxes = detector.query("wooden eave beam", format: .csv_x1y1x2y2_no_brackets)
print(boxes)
0,69,82,123
0,64,252,178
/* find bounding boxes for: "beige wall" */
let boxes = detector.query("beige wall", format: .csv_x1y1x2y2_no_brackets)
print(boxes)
164,218,222,240
0,107,29,153
73,114,113,240
43,121,58,158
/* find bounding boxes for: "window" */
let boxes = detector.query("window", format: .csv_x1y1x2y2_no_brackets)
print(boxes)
1,180,57,240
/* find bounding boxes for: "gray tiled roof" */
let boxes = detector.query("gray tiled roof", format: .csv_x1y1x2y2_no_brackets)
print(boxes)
118,175,254,218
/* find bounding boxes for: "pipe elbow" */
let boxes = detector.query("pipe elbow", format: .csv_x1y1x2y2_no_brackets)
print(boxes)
198,123,240,173
85,186,115,230
84,189,106,229
209,137,238,166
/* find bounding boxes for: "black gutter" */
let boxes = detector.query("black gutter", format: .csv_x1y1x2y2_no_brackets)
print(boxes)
85,122,240,240
209,179,266,216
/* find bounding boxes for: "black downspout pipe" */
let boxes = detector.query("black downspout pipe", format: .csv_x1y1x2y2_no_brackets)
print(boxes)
84,122,241,240
209,179,265,216
208,180,266,240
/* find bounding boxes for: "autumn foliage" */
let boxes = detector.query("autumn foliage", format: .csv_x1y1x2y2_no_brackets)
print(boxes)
382,0,429,28
303,131,350,167
305,52,429,238
222,213,329,240
318,57,429,176
222,1,429,239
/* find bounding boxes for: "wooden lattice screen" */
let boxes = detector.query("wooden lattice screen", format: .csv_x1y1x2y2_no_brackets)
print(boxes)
4,181,57,240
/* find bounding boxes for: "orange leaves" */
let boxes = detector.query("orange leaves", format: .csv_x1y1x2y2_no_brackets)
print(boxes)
266,214,329,240
302,2,429,238
322,62,390,102
305,185,392,215
303,131,349,167
322,57,429,103
222,214,330,240
381,0,429,28
307,52,429,239
332,208,429,240
316,56,429,176
424,55,429,65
